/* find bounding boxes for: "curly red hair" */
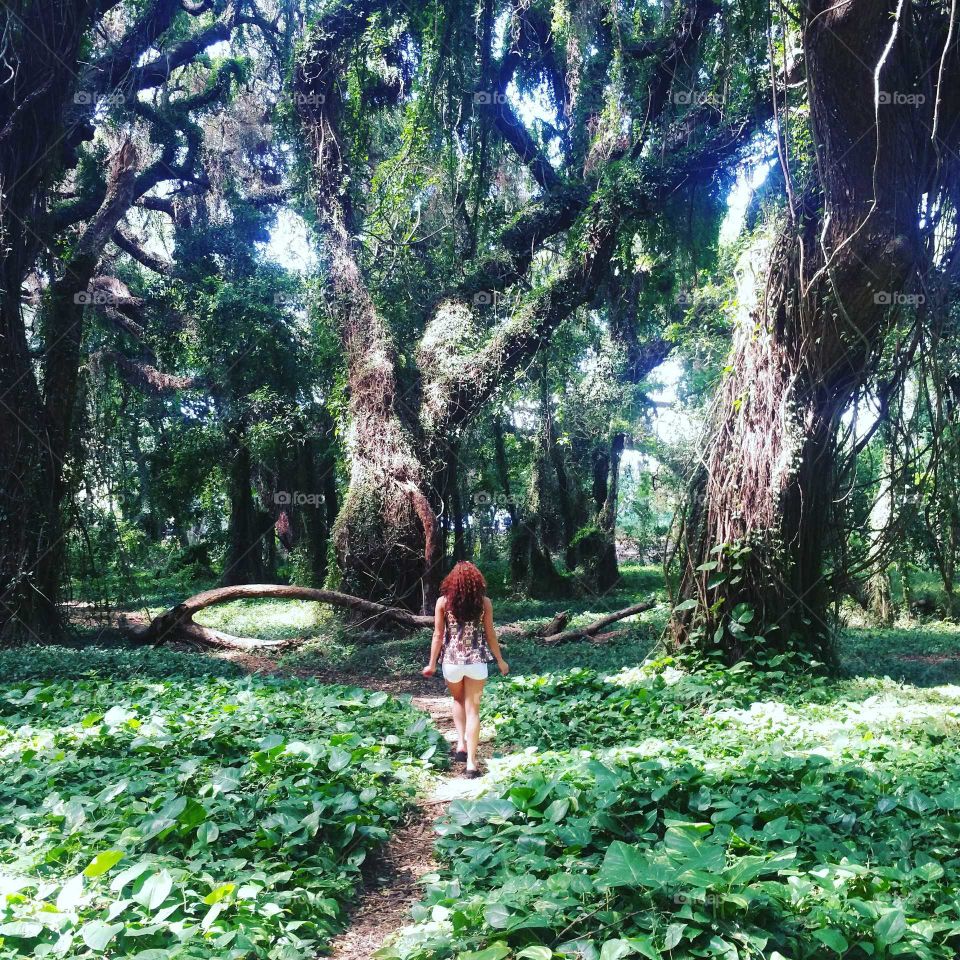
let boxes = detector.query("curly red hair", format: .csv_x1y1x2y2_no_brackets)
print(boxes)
440,561,487,623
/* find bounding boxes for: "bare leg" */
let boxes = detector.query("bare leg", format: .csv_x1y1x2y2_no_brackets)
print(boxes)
463,676,486,770
446,678,467,752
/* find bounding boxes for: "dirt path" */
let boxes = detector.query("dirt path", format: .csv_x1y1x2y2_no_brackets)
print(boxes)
324,695,458,960
215,652,472,959
325,805,439,959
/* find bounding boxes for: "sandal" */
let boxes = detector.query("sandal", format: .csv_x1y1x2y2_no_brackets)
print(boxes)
450,748,467,762
464,767,482,779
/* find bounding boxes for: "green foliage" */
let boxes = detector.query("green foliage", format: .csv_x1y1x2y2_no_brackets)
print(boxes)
382,642,960,960
481,650,829,751
0,648,444,959
0,645,245,683
842,621,960,687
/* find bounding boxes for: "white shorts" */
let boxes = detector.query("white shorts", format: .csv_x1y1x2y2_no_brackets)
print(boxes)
442,662,489,683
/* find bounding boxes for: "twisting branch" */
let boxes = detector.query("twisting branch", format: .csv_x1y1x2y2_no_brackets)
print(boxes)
92,350,203,396
131,7,236,91
134,585,433,647
111,227,174,274
427,107,770,434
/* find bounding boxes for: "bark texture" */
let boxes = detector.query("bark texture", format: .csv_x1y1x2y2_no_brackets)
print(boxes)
297,1,442,611
674,0,960,660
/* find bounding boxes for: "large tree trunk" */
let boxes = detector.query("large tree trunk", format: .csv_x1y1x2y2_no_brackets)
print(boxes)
676,310,843,659
672,0,954,660
0,385,65,642
511,402,572,599
296,17,441,612
321,217,441,609
221,435,271,586
328,334,440,610
569,432,625,592
1,135,138,641
0,0,100,642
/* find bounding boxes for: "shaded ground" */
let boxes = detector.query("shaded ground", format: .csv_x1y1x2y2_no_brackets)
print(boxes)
326,807,439,960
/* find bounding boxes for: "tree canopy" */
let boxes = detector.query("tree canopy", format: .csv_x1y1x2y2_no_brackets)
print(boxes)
1,0,959,658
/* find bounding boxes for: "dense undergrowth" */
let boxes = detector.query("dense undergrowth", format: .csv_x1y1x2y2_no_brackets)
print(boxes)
382,650,960,960
36,573,960,959
0,648,444,959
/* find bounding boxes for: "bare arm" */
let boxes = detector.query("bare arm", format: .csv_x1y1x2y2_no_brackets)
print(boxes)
483,597,509,675
422,597,445,676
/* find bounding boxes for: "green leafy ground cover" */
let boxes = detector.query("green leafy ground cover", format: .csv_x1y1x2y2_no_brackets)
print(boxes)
842,622,960,686
50,577,960,960
382,652,960,960
0,648,444,959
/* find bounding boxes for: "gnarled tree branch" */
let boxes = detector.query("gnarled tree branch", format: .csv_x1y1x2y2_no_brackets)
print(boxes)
111,227,174,274
132,583,657,649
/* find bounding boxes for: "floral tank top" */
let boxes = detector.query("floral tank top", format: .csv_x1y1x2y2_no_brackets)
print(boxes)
441,608,493,665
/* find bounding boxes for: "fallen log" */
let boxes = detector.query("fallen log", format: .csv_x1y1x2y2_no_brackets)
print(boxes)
134,584,433,647
541,600,656,644
537,609,570,637
587,628,631,645
160,624,292,652
132,583,658,651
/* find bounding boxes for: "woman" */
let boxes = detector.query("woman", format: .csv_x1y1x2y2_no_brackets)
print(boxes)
422,561,508,778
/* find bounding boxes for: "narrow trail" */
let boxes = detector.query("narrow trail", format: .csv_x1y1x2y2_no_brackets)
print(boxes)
210,650,480,959
325,695,459,960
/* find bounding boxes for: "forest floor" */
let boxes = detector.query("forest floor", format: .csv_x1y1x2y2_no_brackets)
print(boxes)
201,649,498,959
46,564,960,958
